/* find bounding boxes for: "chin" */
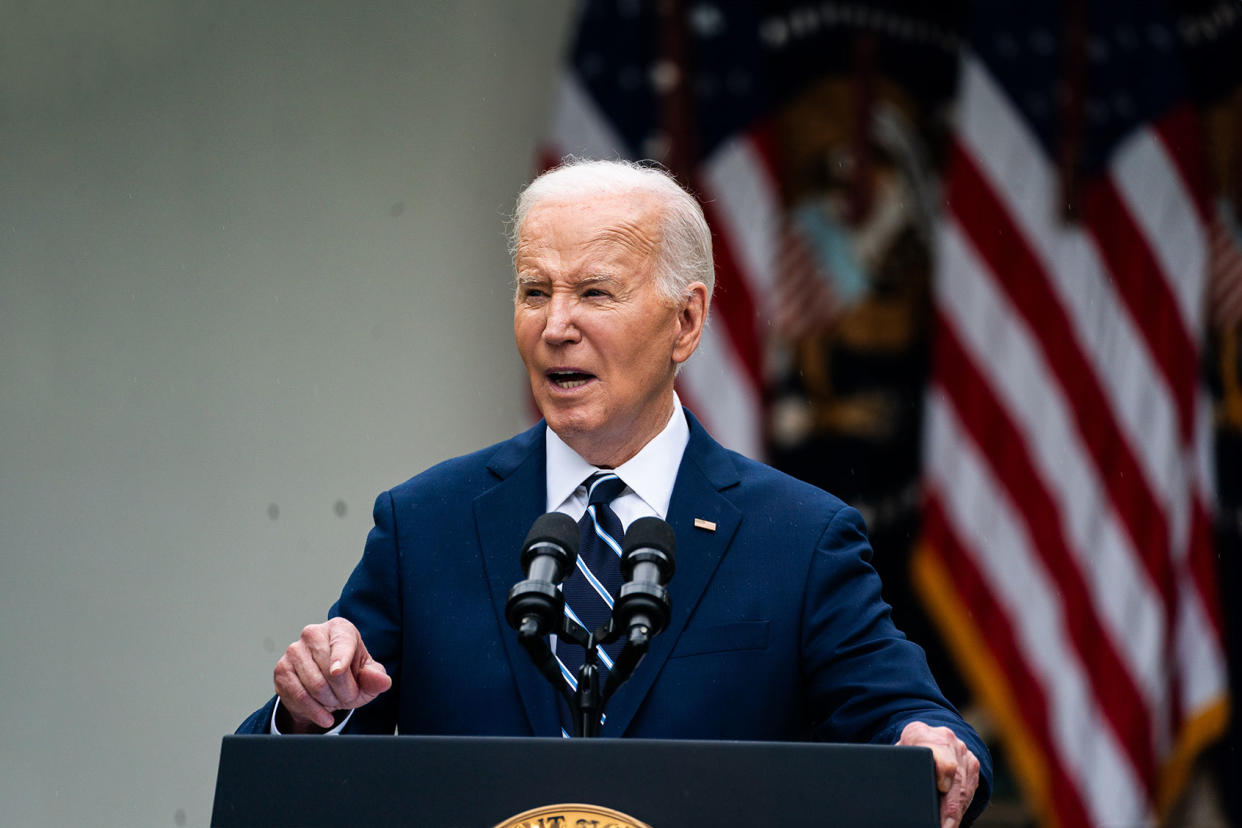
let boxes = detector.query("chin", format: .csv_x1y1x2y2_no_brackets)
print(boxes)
543,411,593,438
542,405,606,443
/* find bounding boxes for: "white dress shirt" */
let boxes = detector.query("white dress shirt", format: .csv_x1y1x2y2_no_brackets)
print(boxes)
544,393,689,526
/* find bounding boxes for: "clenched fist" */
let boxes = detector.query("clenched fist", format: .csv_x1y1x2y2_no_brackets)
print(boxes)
272,617,392,733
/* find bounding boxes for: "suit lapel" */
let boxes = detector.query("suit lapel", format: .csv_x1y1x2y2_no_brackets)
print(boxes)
600,411,742,737
473,424,562,736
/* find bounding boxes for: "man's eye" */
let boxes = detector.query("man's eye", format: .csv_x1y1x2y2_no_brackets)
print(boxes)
583,288,609,298
521,287,548,299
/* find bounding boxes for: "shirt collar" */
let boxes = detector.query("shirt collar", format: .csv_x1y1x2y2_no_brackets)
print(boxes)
544,393,689,518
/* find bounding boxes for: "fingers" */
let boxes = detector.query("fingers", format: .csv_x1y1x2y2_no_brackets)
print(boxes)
939,755,967,828
274,646,337,730
897,721,980,828
324,620,363,703
355,656,393,700
272,618,389,730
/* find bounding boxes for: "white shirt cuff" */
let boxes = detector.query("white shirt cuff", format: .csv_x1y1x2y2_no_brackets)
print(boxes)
270,698,354,735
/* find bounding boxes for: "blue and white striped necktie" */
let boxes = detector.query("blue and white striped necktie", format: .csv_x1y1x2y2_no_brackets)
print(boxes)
557,472,627,720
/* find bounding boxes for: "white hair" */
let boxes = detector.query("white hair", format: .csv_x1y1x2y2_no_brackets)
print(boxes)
509,158,715,304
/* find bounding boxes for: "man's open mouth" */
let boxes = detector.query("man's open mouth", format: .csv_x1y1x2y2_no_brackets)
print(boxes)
548,370,595,389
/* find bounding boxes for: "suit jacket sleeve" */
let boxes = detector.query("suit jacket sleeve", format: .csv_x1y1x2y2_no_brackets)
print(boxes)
801,503,992,822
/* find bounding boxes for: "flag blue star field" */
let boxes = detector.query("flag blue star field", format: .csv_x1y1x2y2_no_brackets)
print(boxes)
914,1,1228,825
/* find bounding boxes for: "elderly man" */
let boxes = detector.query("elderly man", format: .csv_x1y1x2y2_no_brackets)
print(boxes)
237,159,990,827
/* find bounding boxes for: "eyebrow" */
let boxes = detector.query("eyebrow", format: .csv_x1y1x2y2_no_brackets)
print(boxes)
577,273,618,286
515,273,619,288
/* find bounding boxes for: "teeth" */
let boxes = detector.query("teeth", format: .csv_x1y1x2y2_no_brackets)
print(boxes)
549,372,590,389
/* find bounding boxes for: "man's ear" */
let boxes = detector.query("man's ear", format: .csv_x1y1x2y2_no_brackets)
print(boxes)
672,282,709,365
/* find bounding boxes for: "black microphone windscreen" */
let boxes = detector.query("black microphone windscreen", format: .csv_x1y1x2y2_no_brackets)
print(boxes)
523,511,580,555
621,516,677,564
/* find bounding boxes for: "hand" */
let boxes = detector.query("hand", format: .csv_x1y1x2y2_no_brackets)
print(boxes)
898,721,980,828
273,617,392,733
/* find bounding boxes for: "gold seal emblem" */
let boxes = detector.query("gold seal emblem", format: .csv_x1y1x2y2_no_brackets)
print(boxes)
494,802,651,828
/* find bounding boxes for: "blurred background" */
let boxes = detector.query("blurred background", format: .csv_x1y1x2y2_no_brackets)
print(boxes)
2,1,1238,826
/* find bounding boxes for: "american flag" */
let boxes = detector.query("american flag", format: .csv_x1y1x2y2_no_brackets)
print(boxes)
914,1,1230,825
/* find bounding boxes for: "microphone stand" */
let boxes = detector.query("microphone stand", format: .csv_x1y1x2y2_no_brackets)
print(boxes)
575,622,653,738
516,614,651,738
574,642,604,739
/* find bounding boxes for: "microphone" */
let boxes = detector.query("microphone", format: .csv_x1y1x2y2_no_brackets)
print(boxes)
613,516,676,644
505,512,579,636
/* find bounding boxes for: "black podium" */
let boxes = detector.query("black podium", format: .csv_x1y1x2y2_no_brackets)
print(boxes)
212,735,938,827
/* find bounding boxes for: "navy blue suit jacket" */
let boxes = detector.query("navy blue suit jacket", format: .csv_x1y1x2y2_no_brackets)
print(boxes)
238,411,991,816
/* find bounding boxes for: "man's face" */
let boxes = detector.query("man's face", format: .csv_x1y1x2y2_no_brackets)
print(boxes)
513,192,705,468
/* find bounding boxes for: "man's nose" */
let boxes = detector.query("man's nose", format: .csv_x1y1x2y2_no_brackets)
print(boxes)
542,294,580,344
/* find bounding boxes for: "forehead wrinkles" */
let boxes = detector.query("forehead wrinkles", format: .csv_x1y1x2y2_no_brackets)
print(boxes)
515,196,664,272
588,218,661,260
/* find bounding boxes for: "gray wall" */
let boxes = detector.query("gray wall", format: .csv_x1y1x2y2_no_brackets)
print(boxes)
0,2,574,824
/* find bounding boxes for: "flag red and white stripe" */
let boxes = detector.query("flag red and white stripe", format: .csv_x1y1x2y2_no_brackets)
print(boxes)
915,55,1229,827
